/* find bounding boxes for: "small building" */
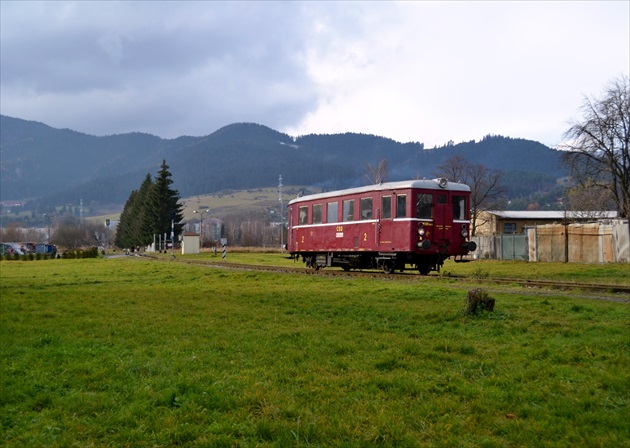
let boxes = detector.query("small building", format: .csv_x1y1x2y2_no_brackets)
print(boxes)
475,210,618,235
181,232,200,255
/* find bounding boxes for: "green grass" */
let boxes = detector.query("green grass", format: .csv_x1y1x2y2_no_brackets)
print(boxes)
447,259,630,285
1,258,629,447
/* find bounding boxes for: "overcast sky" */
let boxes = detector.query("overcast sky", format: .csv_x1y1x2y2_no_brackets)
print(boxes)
1,1,628,148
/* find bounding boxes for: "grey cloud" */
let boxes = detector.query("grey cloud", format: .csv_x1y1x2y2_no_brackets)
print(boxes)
0,1,323,137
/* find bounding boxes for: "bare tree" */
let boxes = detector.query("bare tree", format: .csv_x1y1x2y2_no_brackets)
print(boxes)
467,163,506,236
53,216,103,250
560,75,630,218
436,155,469,183
365,159,389,184
566,180,616,219
221,210,271,246
436,157,506,235
0,223,24,242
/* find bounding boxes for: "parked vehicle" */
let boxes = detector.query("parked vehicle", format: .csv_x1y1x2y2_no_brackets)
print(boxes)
35,243,57,255
0,243,24,256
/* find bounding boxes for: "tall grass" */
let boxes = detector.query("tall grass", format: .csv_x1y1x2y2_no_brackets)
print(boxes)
1,258,628,447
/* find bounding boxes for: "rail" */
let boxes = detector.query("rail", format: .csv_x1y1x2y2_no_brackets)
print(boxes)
143,256,630,300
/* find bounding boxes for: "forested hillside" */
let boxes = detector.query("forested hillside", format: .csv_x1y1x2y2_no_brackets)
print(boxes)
0,115,201,201
0,115,566,211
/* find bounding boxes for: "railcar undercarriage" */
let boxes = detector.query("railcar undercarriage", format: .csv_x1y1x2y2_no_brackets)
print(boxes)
294,251,447,275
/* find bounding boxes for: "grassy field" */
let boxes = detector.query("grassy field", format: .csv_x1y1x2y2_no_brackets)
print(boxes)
1,257,629,447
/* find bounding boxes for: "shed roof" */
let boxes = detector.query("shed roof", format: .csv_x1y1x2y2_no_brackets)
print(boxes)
486,210,618,219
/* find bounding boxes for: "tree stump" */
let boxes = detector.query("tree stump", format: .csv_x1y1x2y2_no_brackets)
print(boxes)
465,288,495,315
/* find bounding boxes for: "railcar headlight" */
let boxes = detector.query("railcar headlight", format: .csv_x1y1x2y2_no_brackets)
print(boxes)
417,223,425,236
461,224,468,238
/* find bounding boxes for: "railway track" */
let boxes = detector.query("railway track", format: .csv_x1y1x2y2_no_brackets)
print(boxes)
163,257,630,300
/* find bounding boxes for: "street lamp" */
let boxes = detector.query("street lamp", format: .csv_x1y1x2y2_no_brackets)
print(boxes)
193,209,209,249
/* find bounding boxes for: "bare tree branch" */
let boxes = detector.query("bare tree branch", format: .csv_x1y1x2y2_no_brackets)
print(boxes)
560,75,630,218
365,159,389,185
436,156,506,235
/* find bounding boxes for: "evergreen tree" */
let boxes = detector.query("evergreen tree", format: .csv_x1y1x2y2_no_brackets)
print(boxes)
146,160,184,242
115,190,138,248
134,174,155,246
115,174,154,248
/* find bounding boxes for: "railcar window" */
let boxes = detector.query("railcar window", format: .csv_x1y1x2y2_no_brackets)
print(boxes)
298,206,309,225
453,195,466,220
313,204,322,224
396,194,407,218
416,194,433,219
343,200,355,221
327,202,338,223
360,198,373,220
382,196,391,219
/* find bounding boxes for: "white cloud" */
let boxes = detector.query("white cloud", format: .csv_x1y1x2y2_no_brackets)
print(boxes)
285,1,630,147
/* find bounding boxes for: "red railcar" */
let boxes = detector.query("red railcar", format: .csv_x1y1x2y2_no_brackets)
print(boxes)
287,179,476,274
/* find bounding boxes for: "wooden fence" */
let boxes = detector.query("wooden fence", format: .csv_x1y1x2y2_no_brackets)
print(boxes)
471,220,629,263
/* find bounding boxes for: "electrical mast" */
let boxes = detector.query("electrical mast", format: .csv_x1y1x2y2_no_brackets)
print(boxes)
278,175,283,253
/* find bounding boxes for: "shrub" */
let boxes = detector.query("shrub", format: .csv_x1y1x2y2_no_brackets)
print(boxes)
60,248,99,259
464,288,496,315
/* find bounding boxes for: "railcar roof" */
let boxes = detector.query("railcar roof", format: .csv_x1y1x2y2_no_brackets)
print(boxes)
288,179,470,205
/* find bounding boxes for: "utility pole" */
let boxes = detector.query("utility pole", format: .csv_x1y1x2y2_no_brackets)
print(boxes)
194,209,209,249
171,213,175,257
278,175,284,253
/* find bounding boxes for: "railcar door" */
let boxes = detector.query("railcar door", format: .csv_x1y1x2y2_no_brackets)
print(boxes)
287,206,295,251
377,194,394,248
434,192,452,243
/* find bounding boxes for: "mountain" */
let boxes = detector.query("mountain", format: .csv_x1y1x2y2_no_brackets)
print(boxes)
0,115,565,208
0,115,201,201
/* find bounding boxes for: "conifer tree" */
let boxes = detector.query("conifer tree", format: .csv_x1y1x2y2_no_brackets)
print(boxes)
115,174,154,248
146,160,184,242
115,190,138,248
134,174,155,246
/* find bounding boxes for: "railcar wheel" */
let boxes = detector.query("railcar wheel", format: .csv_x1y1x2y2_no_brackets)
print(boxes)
342,265,351,272
305,256,316,269
382,261,394,275
417,264,431,276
